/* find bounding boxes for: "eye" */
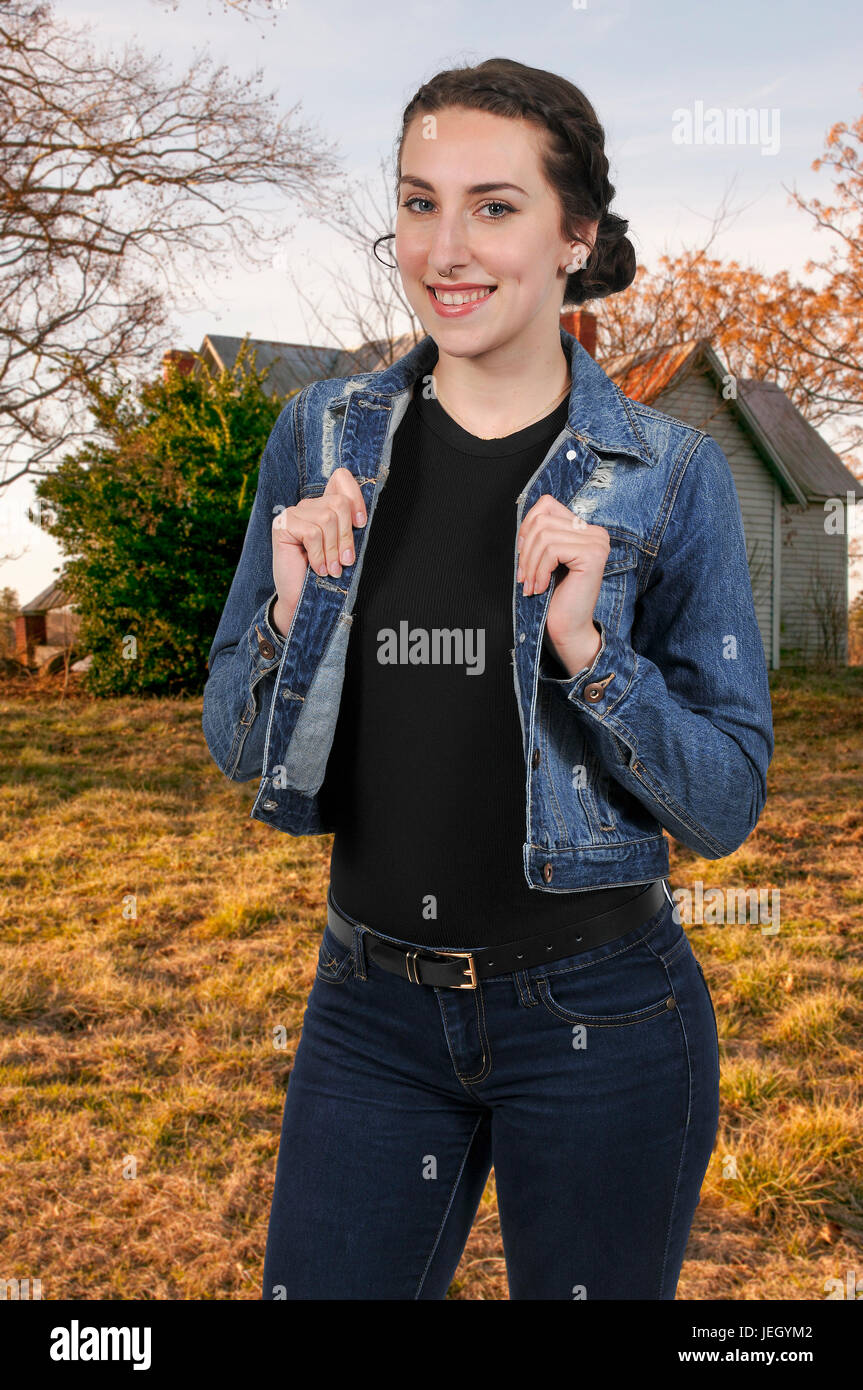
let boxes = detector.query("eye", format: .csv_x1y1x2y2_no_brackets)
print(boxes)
400,197,516,220
479,200,515,219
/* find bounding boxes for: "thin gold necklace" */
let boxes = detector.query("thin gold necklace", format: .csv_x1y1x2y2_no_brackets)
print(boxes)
430,371,571,440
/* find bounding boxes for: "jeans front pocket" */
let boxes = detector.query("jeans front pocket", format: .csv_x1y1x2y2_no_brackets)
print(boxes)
536,971,677,1027
533,902,680,1028
315,922,355,984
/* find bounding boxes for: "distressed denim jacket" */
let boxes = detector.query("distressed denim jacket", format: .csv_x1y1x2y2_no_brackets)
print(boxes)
202,328,774,893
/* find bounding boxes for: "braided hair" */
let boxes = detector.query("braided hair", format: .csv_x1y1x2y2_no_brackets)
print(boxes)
379,57,635,306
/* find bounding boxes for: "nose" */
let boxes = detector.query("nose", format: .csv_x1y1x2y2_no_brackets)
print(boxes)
427,212,472,278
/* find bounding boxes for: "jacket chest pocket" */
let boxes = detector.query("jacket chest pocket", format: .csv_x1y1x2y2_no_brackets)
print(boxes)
593,539,639,633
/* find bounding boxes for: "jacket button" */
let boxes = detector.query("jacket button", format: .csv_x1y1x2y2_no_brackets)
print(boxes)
258,637,276,660
542,862,553,882
583,681,605,702
531,748,541,769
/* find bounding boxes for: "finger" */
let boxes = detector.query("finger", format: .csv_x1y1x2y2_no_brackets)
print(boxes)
314,494,360,575
328,467,368,528
516,494,580,551
273,510,329,577
517,506,588,568
523,526,607,596
518,517,593,593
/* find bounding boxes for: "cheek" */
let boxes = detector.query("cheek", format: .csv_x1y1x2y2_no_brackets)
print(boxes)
394,224,426,276
495,251,552,302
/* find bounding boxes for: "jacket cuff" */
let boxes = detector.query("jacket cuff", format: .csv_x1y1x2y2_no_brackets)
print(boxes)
247,591,286,681
539,621,637,715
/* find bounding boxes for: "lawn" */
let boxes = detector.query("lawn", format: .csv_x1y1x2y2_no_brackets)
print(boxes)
0,668,861,1299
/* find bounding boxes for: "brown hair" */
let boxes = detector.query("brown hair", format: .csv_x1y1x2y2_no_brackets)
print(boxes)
375,57,636,306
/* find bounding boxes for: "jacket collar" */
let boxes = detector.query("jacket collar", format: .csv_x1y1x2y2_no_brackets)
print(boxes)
358,326,656,466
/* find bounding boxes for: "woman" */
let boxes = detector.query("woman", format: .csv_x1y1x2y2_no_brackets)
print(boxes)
202,57,774,1300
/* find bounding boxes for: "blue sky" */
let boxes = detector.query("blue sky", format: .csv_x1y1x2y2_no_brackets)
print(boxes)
3,0,861,602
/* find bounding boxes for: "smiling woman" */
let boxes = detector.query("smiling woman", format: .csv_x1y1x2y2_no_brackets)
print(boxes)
199,54,772,1305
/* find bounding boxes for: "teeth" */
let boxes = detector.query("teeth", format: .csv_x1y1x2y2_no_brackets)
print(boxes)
432,286,494,305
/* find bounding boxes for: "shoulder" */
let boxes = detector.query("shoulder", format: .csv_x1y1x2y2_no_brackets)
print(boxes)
622,391,708,468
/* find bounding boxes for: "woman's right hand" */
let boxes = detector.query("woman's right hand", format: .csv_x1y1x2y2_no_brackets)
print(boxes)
270,467,368,637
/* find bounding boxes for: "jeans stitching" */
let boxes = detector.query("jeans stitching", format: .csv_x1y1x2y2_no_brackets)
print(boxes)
414,1114,485,1299
462,987,492,1084
436,990,492,1089
654,956,694,1299
652,932,690,968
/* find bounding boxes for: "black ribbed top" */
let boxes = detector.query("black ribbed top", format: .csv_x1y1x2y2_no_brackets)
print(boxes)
316,375,648,949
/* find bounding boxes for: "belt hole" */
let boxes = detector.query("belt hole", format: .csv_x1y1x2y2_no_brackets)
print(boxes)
546,944,553,951
576,935,582,942
516,953,523,959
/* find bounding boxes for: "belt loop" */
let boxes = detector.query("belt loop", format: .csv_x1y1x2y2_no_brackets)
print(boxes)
514,968,537,1007
352,925,369,980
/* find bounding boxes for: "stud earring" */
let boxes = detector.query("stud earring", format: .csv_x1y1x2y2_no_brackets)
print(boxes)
565,247,587,273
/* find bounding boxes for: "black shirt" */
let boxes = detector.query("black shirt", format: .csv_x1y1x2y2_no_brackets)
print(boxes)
316,375,648,949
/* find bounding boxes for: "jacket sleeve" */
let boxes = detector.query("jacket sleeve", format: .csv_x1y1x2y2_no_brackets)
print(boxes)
539,431,774,858
202,391,302,782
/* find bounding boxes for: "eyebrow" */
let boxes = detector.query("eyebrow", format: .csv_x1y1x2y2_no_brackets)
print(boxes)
399,176,529,196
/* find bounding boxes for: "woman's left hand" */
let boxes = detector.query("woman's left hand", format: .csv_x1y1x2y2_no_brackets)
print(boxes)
517,495,610,659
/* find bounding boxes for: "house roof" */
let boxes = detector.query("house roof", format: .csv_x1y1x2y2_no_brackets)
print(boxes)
600,340,703,402
601,337,862,505
601,338,806,504
735,378,863,501
201,332,419,398
21,579,68,613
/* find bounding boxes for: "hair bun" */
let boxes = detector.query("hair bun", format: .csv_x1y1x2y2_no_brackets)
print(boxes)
569,209,636,305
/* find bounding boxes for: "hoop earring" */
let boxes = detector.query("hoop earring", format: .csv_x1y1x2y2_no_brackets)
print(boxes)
373,234,398,270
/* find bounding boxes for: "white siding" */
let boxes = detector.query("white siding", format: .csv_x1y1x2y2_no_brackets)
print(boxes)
779,501,848,663
654,370,778,667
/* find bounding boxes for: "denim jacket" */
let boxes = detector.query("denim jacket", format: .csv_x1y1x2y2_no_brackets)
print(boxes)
202,327,774,893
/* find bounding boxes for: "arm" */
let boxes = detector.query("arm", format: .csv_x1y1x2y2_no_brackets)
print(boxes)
201,391,302,782
539,432,774,858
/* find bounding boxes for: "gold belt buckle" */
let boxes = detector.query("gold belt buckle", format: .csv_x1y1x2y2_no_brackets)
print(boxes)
430,948,479,990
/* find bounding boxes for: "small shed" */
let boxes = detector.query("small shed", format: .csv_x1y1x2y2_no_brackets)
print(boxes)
16,580,80,668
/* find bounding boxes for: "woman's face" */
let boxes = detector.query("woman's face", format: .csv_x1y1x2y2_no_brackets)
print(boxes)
395,106,595,358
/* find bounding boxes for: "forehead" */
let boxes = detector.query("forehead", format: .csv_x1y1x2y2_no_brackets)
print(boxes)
401,106,546,186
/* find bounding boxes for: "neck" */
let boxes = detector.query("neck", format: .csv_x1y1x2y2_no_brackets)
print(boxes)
431,328,571,437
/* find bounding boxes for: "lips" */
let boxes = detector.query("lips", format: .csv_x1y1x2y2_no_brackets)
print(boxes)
429,285,496,305
425,284,498,317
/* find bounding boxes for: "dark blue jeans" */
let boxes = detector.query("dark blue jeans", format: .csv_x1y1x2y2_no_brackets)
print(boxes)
262,886,720,1300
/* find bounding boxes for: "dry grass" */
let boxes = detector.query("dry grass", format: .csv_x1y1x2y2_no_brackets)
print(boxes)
0,666,861,1300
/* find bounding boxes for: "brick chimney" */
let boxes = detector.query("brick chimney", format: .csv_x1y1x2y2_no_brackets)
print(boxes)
162,349,196,383
560,308,597,358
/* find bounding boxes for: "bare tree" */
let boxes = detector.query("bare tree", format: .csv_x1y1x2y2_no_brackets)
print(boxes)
806,555,848,666
283,156,426,375
0,0,343,491
600,107,863,460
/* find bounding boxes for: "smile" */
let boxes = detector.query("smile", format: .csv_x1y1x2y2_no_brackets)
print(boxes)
426,285,497,316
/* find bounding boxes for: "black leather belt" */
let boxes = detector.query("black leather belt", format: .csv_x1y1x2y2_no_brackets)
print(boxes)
326,879,668,990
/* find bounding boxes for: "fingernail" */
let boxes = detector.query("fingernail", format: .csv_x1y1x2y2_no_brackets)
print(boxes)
354,511,365,525
341,548,354,564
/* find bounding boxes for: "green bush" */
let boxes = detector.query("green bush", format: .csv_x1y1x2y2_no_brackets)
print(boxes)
36,340,287,696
